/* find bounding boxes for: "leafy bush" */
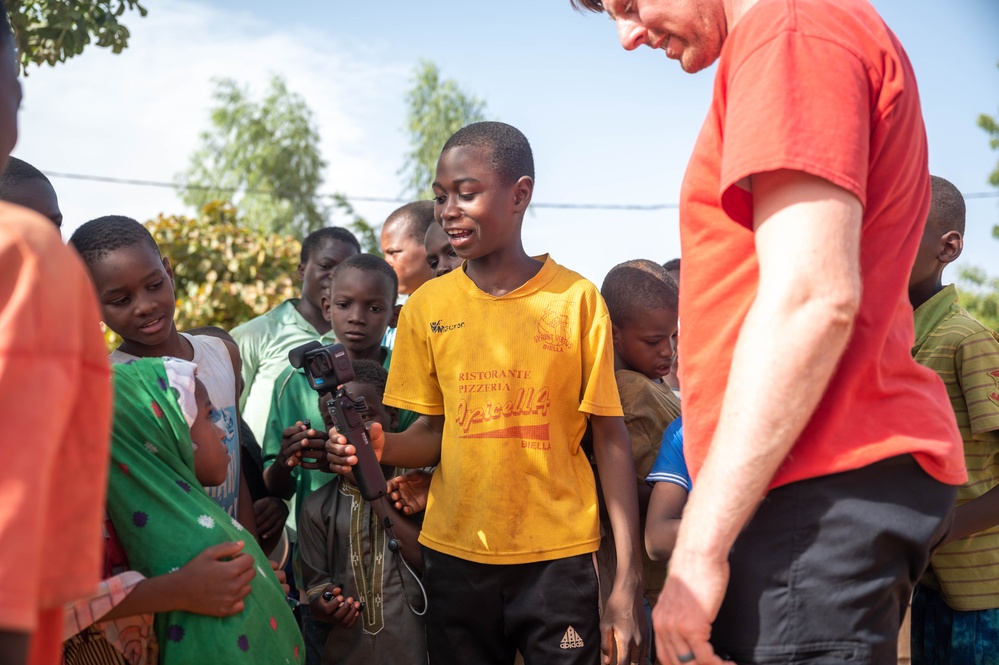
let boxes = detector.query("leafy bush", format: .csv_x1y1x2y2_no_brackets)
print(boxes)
104,201,300,351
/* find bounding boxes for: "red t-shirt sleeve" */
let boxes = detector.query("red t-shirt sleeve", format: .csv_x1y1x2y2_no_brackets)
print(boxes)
720,29,871,226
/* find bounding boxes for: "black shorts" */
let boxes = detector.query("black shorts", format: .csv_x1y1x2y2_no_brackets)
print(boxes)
423,549,601,665
711,454,955,665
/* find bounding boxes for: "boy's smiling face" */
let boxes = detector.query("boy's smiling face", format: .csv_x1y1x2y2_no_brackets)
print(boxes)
322,267,395,358
90,243,177,352
613,304,678,380
431,145,529,263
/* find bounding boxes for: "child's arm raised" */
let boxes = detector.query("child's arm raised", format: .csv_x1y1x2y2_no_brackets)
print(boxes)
591,414,646,665
326,415,444,473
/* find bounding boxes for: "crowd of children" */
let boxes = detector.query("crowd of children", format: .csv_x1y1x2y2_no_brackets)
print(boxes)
0,21,995,664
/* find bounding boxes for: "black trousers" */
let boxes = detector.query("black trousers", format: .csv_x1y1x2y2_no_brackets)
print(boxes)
711,454,956,664
423,549,601,665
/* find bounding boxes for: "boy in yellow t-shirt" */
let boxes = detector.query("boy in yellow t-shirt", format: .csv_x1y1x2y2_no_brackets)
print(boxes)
328,121,644,665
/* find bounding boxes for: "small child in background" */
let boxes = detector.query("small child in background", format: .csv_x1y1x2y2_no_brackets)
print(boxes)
907,176,999,664
599,259,682,662
263,253,417,529
0,156,62,228
102,357,303,664
69,216,256,534
263,253,417,665
423,220,461,278
298,360,426,665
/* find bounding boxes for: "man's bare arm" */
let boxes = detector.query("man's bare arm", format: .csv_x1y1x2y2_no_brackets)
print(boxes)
655,169,863,663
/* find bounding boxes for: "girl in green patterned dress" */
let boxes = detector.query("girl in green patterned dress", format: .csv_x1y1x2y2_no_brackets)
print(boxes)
106,357,303,664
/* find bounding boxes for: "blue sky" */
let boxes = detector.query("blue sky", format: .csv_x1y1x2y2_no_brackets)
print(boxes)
13,0,998,286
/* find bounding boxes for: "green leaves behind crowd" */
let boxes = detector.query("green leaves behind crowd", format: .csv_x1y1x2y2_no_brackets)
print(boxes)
104,201,300,352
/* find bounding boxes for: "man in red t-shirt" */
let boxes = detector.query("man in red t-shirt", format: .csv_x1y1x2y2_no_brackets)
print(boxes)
0,4,112,664
573,0,965,663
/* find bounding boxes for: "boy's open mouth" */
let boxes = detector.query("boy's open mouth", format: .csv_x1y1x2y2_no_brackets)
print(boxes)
139,316,166,333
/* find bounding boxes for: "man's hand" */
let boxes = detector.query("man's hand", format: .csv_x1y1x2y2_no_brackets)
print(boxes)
276,421,329,471
387,469,432,515
254,496,288,542
601,579,646,665
309,584,362,629
172,541,256,617
652,547,731,665
326,421,385,474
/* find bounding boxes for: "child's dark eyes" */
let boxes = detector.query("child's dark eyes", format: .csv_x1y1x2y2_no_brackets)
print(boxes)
458,193,475,202
433,195,446,205
428,258,439,269
107,296,129,307
148,280,163,290
334,301,350,309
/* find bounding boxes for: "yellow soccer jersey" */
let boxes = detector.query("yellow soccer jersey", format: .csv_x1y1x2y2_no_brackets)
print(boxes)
385,255,623,564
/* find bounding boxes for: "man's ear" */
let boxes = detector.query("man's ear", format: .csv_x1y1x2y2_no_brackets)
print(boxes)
320,293,332,322
389,304,402,329
297,262,306,282
938,230,963,264
611,323,621,348
512,176,534,213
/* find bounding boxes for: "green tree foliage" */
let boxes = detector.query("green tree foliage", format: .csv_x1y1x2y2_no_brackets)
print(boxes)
6,0,147,73
400,60,487,198
958,265,999,331
330,193,381,256
105,201,300,352
177,76,328,237
959,64,999,332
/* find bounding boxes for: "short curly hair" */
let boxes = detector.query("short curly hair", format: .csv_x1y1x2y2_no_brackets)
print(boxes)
301,226,361,264
69,215,160,269
601,259,679,327
384,200,436,243
349,359,389,398
440,121,534,185
330,253,399,304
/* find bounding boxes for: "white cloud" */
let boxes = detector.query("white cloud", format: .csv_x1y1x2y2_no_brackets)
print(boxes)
13,0,411,238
